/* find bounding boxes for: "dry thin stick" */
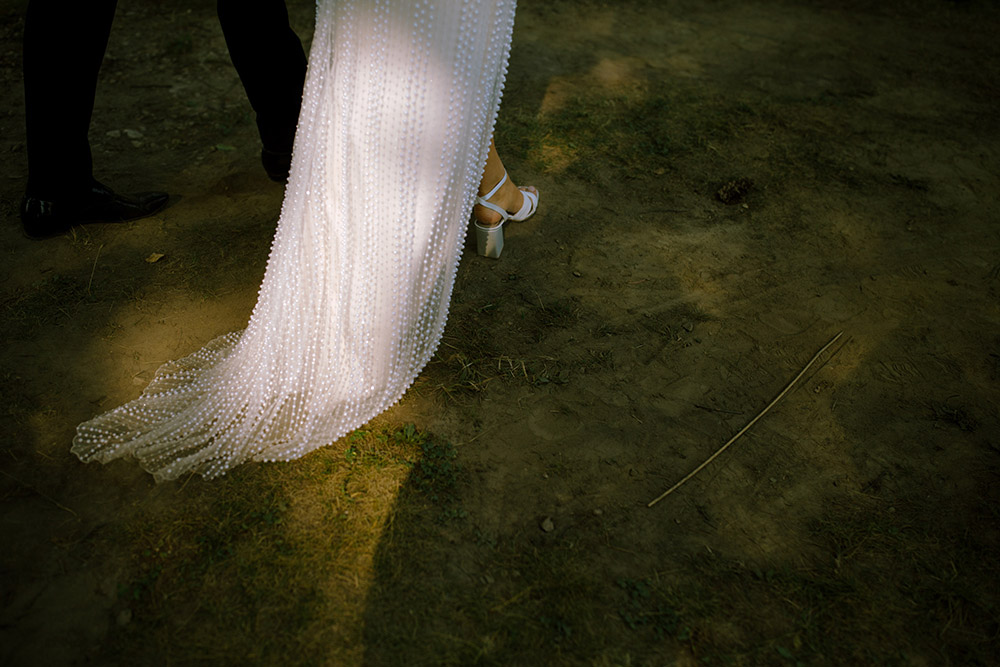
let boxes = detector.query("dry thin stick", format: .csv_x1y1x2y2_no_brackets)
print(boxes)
87,243,104,295
0,468,78,516
648,331,844,508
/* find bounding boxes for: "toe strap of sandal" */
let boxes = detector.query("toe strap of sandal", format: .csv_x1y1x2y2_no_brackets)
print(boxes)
509,188,538,222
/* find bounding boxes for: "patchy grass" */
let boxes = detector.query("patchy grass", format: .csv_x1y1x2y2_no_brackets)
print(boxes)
98,423,459,665
0,273,93,340
93,423,1000,666
3,0,1000,665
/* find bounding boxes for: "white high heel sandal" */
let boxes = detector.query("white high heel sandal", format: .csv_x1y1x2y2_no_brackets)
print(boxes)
474,171,539,258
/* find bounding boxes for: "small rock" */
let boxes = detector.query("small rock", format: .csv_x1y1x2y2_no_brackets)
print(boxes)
123,128,143,139
117,609,132,626
593,509,603,516
106,130,121,138
715,177,754,205
541,517,555,532
572,270,582,278
682,322,694,332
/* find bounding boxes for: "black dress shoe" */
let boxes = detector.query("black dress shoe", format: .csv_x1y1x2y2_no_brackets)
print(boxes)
261,148,292,183
20,181,169,240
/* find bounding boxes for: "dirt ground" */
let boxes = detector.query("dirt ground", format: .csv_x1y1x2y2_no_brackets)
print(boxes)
1,0,999,665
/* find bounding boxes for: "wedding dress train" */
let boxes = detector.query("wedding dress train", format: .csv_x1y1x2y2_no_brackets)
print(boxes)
72,0,517,481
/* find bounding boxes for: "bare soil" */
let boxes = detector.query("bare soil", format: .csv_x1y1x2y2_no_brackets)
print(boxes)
1,0,998,665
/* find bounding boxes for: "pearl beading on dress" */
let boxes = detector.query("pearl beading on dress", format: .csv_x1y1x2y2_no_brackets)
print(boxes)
72,0,517,481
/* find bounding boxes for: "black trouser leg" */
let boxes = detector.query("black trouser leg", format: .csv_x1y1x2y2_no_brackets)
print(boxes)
23,0,118,200
217,0,307,154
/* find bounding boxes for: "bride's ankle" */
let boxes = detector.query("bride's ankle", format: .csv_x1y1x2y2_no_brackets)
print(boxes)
474,177,526,227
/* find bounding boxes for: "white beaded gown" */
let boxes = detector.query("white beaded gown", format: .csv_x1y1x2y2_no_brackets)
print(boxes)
72,0,517,481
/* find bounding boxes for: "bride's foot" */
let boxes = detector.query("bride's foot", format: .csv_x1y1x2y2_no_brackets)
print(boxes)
473,172,539,228
473,172,538,259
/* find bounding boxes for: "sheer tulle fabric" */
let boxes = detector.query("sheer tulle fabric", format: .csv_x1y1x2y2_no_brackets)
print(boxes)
72,0,516,481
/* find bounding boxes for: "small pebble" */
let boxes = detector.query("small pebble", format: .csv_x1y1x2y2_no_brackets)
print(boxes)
541,517,554,532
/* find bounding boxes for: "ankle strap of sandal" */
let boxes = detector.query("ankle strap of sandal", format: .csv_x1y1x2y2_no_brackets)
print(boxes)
478,171,508,202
